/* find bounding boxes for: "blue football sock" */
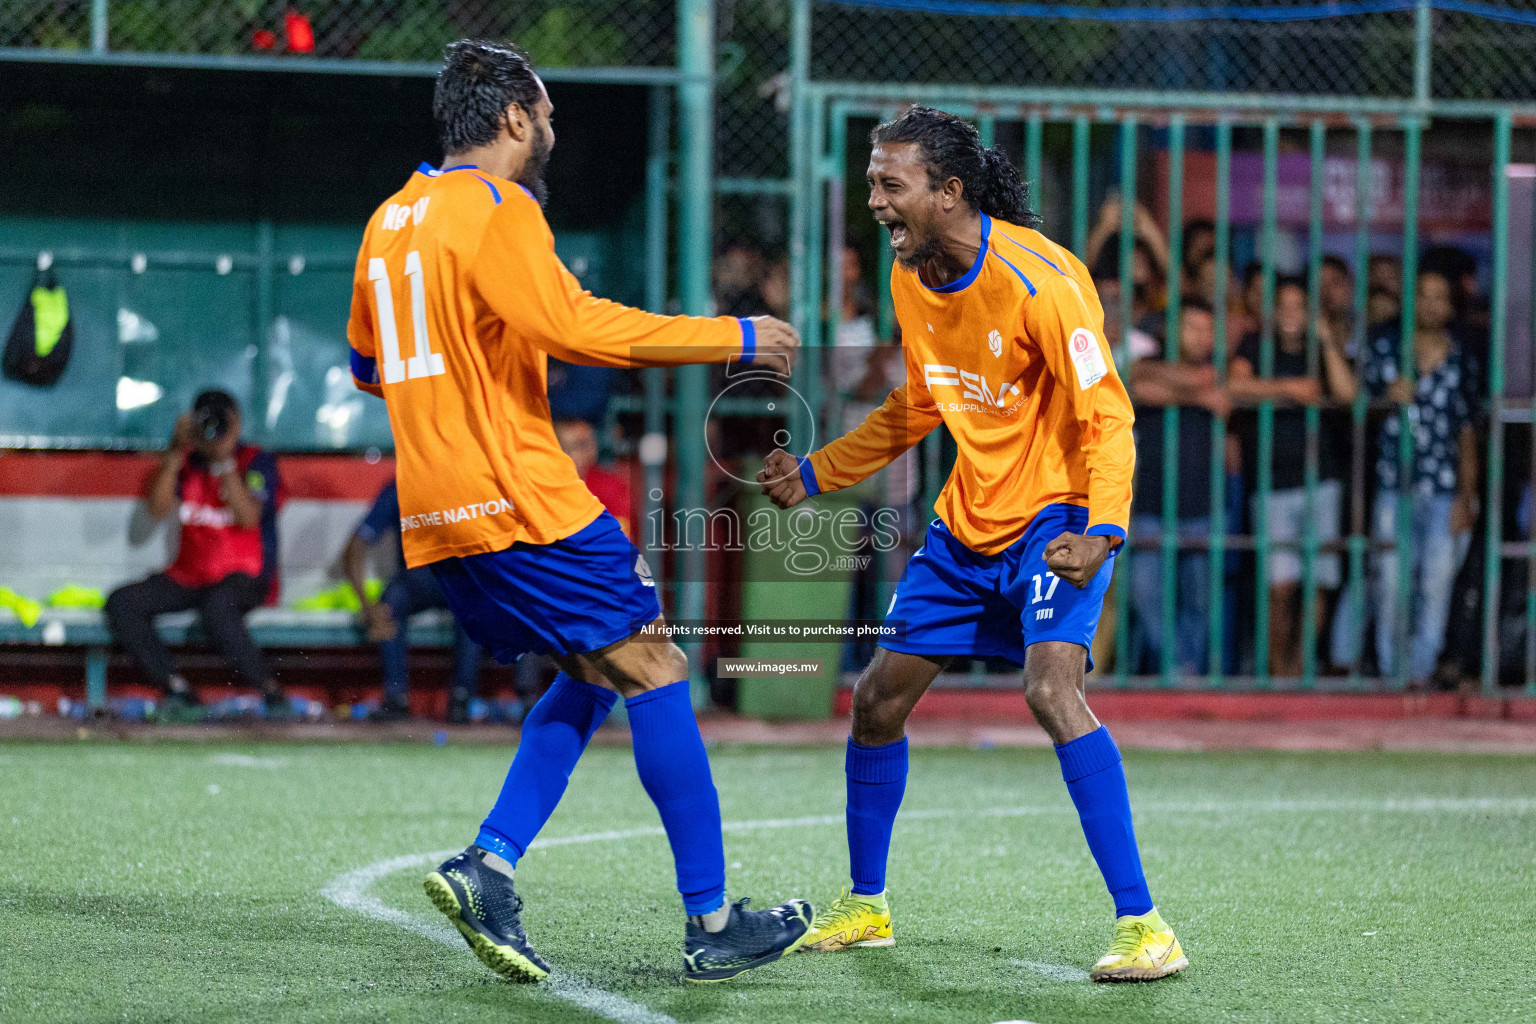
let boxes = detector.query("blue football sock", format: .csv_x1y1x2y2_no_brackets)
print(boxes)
626,681,726,915
845,737,908,896
475,672,616,866
1055,725,1154,917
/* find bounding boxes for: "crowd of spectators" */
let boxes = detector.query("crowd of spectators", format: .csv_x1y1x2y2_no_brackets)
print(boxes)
709,218,1505,688
1098,198,1495,686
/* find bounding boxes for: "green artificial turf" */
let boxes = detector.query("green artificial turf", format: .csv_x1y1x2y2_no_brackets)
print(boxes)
2,740,1533,1024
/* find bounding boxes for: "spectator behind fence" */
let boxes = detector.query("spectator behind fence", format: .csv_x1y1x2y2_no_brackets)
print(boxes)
1229,276,1358,677
760,258,790,320
105,390,285,720
1188,251,1248,348
1421,244,1489,404
343,479,485,723
1094,271,1159,361
553,417,633,537
713,240,767,319
1128,299,1233,675
1180,218,1216,293
1086,195,1169,339
1362,269,1479,685
1319,255,1357,353
1367,254,1402,327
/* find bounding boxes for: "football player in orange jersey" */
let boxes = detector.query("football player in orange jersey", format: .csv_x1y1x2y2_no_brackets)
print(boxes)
349,41,809,983
759,108,1186,982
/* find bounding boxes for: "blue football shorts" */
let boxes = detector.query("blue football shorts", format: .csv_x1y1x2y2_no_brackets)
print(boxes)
880,503,1118,669
428,510,661,663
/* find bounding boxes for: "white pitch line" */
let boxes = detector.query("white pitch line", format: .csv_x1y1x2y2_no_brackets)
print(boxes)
210,752,288,768
1010,958,1091,983
322,794,1536,1022
321,850,681,1024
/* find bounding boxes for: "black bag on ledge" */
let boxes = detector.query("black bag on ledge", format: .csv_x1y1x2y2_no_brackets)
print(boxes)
3,265,74,387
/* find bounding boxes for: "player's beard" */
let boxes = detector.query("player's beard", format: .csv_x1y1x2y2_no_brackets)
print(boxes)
896,232,943,272
520,122,552,207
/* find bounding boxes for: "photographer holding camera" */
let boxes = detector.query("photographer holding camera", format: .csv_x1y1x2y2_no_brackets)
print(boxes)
105,390,286,720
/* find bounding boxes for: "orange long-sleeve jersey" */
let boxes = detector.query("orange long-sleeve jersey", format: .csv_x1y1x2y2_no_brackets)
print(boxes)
348,163,752,568
804,213,1135,556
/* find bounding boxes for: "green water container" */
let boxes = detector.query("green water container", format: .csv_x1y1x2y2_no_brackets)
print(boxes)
735,492,861,720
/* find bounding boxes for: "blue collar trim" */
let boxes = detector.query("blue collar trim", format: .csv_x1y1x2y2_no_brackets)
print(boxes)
922,212,991,294
415,162,481,177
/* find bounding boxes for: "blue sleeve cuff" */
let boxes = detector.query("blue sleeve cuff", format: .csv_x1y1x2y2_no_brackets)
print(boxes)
349,347,378,385
738,318,756,364
798,457,821,497
1085,523,1127,543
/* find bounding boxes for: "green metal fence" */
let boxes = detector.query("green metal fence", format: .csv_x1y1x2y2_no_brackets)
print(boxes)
789,7,1536,693
8,1,1536,695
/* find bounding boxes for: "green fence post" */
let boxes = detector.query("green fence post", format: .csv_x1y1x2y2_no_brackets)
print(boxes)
1393,115,1423,690
1113,115,1137,687
1025,112,1043,217
805,97,826,353
676,0,715,705
825,103,850,375
977,113,995,149
253,220,274,445
1117,117,1137,377
1347,119,1374,686
1482,111,1511,694
1209,119,1233,688
1302,119,1326,689
1072,115,1090,258
1160,115,1185,688
91,0,108,53
788,1,811,344
1528,147,1536,698
643,85,671,605
1254,117,1279,686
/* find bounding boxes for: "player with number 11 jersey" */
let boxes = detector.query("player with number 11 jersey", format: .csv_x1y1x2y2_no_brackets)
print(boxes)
348,39,810,985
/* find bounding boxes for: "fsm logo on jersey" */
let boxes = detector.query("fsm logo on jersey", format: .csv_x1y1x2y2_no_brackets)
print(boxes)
923,363,1021,410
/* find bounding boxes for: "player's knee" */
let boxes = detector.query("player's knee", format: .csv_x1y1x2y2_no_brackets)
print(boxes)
1022,671,1071,712
617,641,690,694
850,676,906,743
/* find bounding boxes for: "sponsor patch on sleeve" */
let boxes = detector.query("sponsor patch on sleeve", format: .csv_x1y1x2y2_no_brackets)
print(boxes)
1068,327,1108,390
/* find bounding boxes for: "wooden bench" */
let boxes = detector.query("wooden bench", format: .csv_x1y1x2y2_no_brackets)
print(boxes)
0,607,456,709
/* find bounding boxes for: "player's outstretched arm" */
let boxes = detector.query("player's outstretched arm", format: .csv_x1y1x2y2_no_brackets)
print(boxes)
758,449,810,509
474,204,799,371
771,379,942,504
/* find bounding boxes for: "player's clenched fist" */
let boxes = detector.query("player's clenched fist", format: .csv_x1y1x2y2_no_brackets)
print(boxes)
758,448,809,509
747,316,800,374
1044,531,1115,589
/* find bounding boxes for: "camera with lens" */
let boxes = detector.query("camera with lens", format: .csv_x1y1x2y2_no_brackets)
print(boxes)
194,404,231,442
189,390,238,446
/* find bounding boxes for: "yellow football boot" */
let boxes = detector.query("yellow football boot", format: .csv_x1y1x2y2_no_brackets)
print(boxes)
1089,908,1188,982
798,887,894,952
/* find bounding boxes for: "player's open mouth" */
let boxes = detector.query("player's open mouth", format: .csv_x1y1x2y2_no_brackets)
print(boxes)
886,222,907,248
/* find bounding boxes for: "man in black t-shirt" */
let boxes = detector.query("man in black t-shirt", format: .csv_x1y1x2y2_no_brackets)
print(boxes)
1128,300,1233,676
1229,276,1358,678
